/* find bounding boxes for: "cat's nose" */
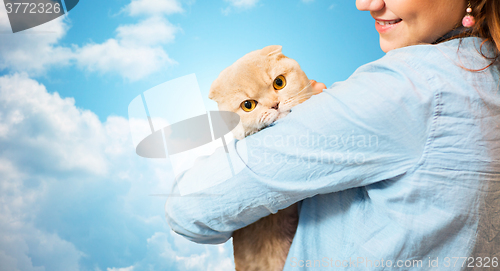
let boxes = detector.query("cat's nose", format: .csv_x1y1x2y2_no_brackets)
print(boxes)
271,102,279,110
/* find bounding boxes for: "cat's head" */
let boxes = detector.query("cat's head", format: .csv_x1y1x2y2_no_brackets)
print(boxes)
209,45,317,140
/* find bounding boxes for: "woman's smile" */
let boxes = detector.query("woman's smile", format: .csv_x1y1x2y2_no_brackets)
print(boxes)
374,18,402,33
357,0,466,52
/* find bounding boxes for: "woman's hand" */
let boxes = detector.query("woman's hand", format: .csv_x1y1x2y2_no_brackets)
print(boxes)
310,80,326,95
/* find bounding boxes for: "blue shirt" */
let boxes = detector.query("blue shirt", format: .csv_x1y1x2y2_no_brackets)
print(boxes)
165,38,500,270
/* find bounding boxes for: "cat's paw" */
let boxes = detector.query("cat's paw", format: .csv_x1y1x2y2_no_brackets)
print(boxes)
310,80,326,95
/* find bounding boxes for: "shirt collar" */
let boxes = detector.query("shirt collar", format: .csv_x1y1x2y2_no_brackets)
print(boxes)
433,26,473,44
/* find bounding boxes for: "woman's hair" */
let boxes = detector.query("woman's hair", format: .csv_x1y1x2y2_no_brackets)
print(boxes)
469,0,500,55
450,0,500,70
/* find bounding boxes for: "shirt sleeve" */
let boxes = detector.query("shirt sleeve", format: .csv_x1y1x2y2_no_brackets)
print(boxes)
165,51,436,244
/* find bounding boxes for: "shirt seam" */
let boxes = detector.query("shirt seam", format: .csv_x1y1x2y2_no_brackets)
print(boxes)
415,85,442,168
385,45,444,175
406,57,442,173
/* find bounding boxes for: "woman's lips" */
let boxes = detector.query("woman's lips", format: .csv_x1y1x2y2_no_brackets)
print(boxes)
374,18,402,33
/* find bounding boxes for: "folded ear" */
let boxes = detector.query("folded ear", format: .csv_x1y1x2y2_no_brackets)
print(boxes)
208,86,217,101
260,45,283,56
209,77,225,103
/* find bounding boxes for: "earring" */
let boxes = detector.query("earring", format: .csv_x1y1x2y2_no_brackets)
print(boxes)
462,2,475,28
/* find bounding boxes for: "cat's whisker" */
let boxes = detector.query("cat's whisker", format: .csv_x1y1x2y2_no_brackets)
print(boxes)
277,82,313,111
283,92,315,106
259,112,269,124
293,81,313,97
279,81,312,99
293,93,315,100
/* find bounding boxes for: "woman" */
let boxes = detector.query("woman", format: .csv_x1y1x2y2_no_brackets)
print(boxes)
166,0,500,269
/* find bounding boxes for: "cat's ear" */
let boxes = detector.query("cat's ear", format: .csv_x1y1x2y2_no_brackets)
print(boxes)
260,45,283,57
208,86,217,101
208,80,222,102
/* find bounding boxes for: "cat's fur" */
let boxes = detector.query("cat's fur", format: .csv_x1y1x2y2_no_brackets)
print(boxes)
209,45,321,271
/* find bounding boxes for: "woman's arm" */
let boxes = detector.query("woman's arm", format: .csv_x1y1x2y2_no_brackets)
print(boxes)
166,50,436,244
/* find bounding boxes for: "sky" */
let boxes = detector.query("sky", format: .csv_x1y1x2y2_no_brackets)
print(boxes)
0,0,385,270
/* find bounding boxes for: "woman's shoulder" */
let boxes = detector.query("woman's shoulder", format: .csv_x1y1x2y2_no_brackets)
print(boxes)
347,37,497,95
368,37,494,73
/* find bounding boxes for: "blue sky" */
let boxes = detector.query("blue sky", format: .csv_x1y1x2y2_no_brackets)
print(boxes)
0,0,385,270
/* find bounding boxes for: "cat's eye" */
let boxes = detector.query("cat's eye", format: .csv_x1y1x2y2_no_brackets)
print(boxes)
273,75,286,90
241,100,258,112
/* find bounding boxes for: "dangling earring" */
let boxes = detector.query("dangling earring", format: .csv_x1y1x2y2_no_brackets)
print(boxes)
462,2,475,28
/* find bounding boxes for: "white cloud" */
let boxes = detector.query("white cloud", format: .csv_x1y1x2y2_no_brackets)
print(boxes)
222,0,259,14
0,1,181,81
126,0,184,16
0,73,235,271
126,231,234,271
0,73,108,175
74,16,179,81
117,17,179,46
222,0,317,14
0,5,72,74
0,88,85,271
75,39,175,81
0,223,83,271
107,266,134,271
224,0,259,8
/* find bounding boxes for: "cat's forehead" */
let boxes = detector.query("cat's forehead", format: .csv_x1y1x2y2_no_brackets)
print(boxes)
226,52,289,82
209,47,299,103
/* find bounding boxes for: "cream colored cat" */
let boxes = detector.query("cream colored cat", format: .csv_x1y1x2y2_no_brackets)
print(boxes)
209,45,323,271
